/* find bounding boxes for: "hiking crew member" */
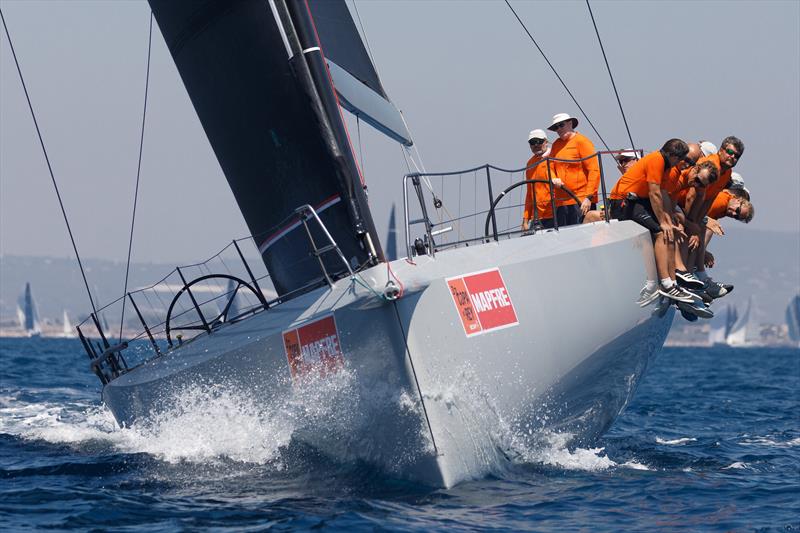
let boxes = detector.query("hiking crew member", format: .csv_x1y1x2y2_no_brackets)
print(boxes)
678,136,744,297
608,139,696,304
547,112,600,226
522,129,556,231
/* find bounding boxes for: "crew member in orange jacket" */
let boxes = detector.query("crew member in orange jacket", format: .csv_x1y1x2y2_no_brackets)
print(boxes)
522,129,557,230
607,138,697,305
679,136,744,298
547,112,600,226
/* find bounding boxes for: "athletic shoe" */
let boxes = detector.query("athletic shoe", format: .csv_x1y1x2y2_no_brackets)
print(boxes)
722,283,734,293
703,279,729,299
636,285,660,307
675,270,705,290
676,300,714,319
691,289,714,304
652,296,671,318
658,283,695,303
679,306,698,322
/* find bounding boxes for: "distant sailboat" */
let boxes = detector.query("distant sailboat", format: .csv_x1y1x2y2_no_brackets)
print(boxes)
16,282,41,337
786,295,800,347
726,297,752,346
708,304,738,346
60,310,76,338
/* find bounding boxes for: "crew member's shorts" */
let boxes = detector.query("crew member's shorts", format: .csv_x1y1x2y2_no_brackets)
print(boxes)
609,197,661,234
556,204,581,227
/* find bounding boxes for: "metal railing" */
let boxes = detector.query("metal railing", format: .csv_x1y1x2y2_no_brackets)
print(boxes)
402,150,640,258
77,203,356,385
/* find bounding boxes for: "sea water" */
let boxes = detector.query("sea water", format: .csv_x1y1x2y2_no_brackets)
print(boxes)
1,338,797,531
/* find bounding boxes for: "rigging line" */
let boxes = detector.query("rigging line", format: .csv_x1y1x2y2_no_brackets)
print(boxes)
351,0,378,77
585,0,636,152
119,11,154,342
503,0,610,151
0,8,98,317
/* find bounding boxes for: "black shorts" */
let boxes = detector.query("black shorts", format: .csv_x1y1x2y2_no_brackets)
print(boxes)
609,197,661,234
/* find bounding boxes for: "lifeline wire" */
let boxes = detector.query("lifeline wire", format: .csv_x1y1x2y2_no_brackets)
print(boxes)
503,0,610,151
1,8,98,317
119,11,154,342
585,0,636,152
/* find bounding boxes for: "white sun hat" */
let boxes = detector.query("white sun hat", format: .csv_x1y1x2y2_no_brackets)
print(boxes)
547,112,579,131
615,149,640,161
699,141,718,157
729,171,745,189
528,129,548,142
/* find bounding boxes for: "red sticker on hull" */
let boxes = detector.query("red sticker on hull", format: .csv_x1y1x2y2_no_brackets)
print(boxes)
282,314,343,378
446,268,518,337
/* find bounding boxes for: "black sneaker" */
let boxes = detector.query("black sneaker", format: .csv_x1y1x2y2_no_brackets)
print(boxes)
691,289,714,304
676,270,705,290
652,296,671,318
703,279,729,299
676,300,714,319
678,305,698,322
658,283,695,303
722,283,734,293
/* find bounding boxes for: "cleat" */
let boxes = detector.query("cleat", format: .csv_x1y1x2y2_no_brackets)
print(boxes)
636,285,660,307
675,270,705,290
703,279,729,299
658,283,695,303
676,300,714,319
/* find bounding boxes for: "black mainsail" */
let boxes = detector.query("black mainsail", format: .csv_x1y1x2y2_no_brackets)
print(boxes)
148,0,404,296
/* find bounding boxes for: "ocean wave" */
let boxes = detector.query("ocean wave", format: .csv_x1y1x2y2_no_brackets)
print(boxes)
655,437,697,445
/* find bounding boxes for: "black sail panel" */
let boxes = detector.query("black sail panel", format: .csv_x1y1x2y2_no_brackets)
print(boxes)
148,0,377,296
307,0,386,98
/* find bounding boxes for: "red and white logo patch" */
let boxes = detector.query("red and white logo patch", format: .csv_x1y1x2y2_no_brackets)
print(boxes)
446,268,518,337
282,314,344,378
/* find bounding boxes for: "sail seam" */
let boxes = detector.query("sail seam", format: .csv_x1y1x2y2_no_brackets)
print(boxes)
258,194,342,254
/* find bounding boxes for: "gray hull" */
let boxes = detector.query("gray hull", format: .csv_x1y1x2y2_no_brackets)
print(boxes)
102,220,672,487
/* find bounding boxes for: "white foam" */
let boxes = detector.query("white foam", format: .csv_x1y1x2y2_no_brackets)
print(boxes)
656,437,697,445
723,462,749,470
740,435,800,448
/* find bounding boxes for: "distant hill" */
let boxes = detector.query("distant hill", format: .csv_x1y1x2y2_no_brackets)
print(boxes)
1,227,797,327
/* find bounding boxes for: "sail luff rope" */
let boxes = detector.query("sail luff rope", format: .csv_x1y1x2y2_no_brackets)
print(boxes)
503,0,610,151
119,11,154,342
0,8,99,318
585,0,636,152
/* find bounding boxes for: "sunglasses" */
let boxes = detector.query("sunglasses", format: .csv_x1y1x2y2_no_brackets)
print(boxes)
724,147,740,159
682,156,697,167
554,121,571,129
734,205,742,219
529,138,546,146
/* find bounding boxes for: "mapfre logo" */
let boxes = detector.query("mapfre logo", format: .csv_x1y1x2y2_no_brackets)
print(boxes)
282,314,343,378
446,268,518,337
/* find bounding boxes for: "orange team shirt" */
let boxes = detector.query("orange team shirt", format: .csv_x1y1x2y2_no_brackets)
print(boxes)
523,154,555,220
675,153,732,211
609,151,670,200
549,132,600,205
707,189,733,220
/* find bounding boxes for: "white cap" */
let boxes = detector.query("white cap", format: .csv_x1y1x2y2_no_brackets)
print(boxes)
528,129,548,142
699,141,717,157
615,150,640,161
729,171,745,188
547,112,579,131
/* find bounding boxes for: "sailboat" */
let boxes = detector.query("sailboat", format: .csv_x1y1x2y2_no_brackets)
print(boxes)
62,0,674,487
785,295,799,347
708,304,738,346
726,297,752,347
16,282,41,338
59,310,76,338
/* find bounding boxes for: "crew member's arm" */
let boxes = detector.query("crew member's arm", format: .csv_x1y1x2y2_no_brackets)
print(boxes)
648,182,673,242
580,137,600,214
